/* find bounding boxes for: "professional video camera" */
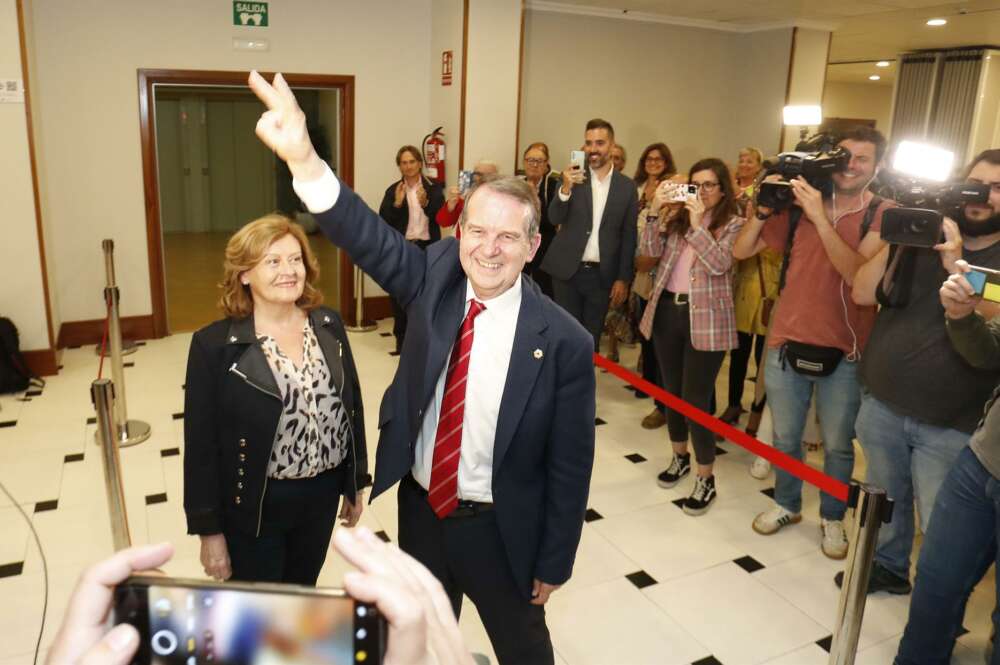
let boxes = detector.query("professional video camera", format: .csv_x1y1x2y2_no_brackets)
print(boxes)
875,170,990,247
756,132,851,212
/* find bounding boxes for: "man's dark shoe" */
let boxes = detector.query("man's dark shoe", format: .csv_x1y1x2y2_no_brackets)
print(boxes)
834,562,911,595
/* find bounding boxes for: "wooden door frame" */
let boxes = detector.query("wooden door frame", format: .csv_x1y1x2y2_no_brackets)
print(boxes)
137,68,357,336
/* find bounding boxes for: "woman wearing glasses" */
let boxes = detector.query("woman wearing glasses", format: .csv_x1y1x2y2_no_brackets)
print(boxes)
521,142,560,297
638,158,744,515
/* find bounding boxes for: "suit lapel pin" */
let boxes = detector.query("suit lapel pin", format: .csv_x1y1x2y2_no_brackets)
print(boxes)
533,349,543,360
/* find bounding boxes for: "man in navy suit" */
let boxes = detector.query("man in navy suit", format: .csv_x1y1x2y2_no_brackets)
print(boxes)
249,72,595,665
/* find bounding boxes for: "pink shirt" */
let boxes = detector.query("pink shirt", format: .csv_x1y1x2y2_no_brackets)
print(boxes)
666,244,695,294
405,182,431,241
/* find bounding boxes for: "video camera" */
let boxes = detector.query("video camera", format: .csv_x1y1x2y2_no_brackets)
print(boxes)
875,171,991,247
756,132,851,212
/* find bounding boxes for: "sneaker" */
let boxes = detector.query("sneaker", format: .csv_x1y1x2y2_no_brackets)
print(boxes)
642,408,666,429
752,504,802,535
821,518,849,559
833,562,911,595
657,453,691,488
750,456,771,479
683,475,717,516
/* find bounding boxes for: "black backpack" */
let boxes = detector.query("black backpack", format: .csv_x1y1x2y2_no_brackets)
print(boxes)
0,317,39,394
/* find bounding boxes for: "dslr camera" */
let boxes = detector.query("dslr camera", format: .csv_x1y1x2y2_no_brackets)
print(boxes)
876,172,991,247
756,132,851,212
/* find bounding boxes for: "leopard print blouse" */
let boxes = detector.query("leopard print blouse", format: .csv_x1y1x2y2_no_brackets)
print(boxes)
257,321,350,479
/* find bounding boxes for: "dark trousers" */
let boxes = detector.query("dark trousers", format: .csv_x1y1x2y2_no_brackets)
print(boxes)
552,266,610,352
390,239,431,352
637,296,664,411
651,297,725,465
727,331,766,408
397,475,554,665
224,466,345,585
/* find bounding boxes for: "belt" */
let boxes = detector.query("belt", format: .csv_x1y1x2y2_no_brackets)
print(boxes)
405,474,494,519
665,290,689,305
580,261,600,268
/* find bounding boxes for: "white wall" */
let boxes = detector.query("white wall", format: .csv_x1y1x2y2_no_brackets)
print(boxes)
0,0,49,352
822,81,893,133
518,10,791,176
464,0,521,174
782,28,831,151
28,0,432,324
429,0,464,182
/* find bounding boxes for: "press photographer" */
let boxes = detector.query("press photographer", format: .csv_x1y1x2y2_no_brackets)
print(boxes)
733,126,892,558
846,148,1000,595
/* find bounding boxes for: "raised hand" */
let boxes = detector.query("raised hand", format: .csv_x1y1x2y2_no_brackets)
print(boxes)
393,181,406,208
247,70,326,182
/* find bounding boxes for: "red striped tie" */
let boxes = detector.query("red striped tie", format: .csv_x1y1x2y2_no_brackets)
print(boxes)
428,299,486,518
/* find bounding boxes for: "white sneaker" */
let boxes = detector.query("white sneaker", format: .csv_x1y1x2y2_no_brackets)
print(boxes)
752,504,802,535
821,519,849,559
750,456,771,479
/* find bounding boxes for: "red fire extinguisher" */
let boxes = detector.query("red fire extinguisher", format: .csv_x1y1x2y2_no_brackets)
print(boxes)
422,127,446,184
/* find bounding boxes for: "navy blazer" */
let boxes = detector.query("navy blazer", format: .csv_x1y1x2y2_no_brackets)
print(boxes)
541,167,638,288
314,180,596,598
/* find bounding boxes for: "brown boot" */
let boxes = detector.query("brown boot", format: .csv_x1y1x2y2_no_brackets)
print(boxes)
642,408,666,429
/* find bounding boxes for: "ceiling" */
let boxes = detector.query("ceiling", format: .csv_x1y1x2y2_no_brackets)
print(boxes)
826,61,896,85
528,0,1000,61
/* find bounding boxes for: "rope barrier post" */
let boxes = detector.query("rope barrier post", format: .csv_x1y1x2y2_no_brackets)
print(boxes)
828,483,894,665
94,239,138,357
96,240,151,448
91,379,132,551
345,264,377,333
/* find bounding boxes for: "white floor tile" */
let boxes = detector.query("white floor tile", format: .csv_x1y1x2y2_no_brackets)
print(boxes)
761,642,830,665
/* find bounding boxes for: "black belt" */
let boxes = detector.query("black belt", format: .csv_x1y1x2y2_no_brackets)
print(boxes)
405,474,494,519
580,261,600,268
664,290,689,305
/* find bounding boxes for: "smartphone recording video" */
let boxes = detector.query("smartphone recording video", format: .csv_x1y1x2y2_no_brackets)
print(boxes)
667,183,697,203
458,169,474,195
570,150,585,171
113,575,385,665
965,265,1000,304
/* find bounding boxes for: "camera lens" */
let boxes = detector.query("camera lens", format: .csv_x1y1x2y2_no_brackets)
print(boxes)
151,630,178,656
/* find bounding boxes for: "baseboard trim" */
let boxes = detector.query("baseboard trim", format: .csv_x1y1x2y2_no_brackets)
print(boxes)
57,315,156,348
22,348,59,377
364,296,392,321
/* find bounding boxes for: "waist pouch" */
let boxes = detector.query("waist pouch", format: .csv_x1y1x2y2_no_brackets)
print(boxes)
781,341,843,377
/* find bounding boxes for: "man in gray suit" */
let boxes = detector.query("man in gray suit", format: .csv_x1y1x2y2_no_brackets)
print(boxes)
541,118,638,351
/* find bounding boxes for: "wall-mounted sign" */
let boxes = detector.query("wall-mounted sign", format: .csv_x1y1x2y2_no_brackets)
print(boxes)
233,2,268,27
442,50,453,86
0,79,24,104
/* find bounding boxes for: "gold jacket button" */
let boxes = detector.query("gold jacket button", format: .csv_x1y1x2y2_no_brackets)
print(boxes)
238,468,245,476
235,496,242,505
239,439,247,448
237,482,244,489
239,453,246,461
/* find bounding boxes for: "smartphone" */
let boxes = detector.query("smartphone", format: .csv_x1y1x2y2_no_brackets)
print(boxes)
966,265,1000,303
458,169,474,195
668,183,698,202
113,575,385,665
570,150,585,171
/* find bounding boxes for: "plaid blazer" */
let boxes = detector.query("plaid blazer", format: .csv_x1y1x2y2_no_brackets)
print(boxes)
639,213,744,351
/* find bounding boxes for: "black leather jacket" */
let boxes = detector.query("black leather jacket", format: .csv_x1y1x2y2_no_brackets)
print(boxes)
182,307,368,537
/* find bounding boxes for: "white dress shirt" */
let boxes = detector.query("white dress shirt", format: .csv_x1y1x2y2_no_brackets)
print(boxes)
292,165,521,503
558,163,614,262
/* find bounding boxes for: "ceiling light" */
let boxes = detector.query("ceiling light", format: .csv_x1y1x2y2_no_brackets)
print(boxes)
869,75,881,81
926,18,947,26
876,61,890,67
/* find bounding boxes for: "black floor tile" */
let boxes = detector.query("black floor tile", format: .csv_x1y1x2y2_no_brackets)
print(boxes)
389,351,400,356
671,498,686,510
624,453,646,463
86,416,96,425
816,635,833,652
16,397,31,402
25,390,42,397
145,493,168,505
0,562,24,579
57,365,64,370
584,508,603,522
732,555,765,574
692,657,723,665
760,487,775,498
595,417,607,426
124,362,135,368
64,453,84,463
958,625,970,637
172,412,184,420
160,448,180,457
714,445,728,455
375,530,391,543
181,383,186,390
379,332,392,337
34,499,58,513
625,570,657,589
0,421,16,428
135,341,147,346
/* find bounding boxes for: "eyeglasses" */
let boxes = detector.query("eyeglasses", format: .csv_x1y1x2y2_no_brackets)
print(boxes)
524,157,547,166
691,181,720,192
645,156,665,163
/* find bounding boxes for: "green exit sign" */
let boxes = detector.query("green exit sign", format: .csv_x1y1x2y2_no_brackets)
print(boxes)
233,2,268,27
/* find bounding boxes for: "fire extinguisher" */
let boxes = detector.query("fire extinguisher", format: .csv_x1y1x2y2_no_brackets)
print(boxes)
422,127,446,184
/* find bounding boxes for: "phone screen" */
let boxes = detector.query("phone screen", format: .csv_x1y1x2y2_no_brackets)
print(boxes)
570,150,585,170
967,268,1000,303
116,578,382,665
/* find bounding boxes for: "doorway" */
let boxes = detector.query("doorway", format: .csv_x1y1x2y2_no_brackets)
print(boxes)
138,70,356,336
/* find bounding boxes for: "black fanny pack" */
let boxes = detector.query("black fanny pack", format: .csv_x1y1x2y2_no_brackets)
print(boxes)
780,341,843,377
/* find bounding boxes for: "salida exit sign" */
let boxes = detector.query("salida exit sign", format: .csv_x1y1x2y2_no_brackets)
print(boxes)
233,1,268,27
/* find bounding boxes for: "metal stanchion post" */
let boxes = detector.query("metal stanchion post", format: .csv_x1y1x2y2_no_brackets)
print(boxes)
95,239,138,356
828,483,894,665
345,264,377,332
92,379,132,551
95,241,151,447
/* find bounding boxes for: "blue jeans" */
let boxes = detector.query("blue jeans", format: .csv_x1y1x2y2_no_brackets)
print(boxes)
764,350,860,519
856,393,970,579
895,446,1000,665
